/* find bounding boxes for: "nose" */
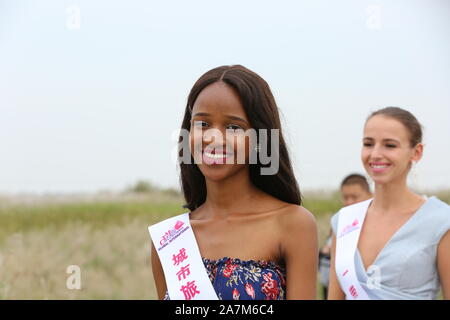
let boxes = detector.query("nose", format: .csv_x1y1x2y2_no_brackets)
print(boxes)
369,143,383,160
202,127,223,142
202,127,227,151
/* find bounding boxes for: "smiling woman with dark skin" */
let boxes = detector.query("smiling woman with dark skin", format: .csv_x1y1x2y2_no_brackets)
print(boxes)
151,65,318,300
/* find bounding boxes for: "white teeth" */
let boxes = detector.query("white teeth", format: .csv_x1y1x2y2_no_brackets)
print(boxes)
204,152,227,159
371,165,388,168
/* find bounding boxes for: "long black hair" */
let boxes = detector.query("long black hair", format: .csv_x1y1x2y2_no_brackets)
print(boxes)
179,65,302,211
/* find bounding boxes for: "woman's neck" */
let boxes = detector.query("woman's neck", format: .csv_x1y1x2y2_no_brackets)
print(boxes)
372,178,422,214
203,169,261,219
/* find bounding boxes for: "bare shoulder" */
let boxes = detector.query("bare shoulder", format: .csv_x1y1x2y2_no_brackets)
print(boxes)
276,204,317,233
276,204,318,267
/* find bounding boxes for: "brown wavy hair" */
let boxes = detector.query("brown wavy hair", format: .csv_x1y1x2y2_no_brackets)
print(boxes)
366,107,423,147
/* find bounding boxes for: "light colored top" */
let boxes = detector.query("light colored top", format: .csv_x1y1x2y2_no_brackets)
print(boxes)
331,196,450,300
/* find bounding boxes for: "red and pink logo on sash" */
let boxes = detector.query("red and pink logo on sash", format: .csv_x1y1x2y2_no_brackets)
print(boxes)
338,219,360,238
158,220,188,250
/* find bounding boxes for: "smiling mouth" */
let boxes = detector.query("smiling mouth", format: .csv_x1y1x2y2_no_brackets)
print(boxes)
203,151,230,159
201,149,234,165
369,163,391,171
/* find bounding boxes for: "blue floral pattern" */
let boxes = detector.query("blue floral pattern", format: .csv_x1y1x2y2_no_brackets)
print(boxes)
163,257,286,300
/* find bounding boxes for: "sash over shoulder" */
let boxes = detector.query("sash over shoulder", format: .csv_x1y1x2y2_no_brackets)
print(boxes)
335,199,372,300
148,213,218,300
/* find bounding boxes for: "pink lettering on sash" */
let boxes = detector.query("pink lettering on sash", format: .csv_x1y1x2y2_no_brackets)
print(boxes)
172,248,188,266
349,285,359,298
170,247,202,299
180,280,201,300
176,264,191,281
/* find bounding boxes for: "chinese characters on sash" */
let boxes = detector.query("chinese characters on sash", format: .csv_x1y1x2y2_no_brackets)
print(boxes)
148,213,218,300
172,247,200,300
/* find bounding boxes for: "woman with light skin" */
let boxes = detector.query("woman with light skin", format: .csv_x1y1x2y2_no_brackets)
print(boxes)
151,65,318,300
328,107,450,300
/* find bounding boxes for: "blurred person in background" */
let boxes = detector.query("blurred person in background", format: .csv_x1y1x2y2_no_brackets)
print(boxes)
319,174,372,299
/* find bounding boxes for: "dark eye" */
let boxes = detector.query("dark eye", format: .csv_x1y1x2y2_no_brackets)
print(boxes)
193,120,208,128
226,124,243,131
386,144,396,148
363,142,373,147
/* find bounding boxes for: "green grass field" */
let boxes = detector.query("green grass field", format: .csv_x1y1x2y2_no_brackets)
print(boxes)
0,190,448,299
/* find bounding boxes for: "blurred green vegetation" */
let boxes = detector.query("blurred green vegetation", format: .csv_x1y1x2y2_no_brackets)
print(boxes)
0,189,343,243
0,194,184,246
125,180,181,197
302,191,343,217
2,187,448,245
0,183,448,299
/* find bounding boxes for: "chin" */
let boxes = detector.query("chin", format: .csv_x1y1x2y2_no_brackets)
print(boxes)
371,174,396,186
372,178,387,185
203,174,229,182
200,165,245,183
199,167,231,182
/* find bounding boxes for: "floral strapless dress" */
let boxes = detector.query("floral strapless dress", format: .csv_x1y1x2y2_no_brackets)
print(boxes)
163,257,286,300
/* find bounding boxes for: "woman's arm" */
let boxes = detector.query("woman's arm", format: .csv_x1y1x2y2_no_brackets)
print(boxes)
279,206,318,299
151,242,168,299
438,230,450,300
327,234,346,300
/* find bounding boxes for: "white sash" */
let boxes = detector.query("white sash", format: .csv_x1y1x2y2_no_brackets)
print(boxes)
148,213,218,300
335,199,372,300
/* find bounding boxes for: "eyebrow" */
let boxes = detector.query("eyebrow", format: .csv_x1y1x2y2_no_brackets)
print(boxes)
363,137,400,143
192,112,249,125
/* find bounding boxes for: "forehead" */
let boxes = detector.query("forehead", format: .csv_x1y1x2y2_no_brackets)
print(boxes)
364,115,409,142
192,82,247,118
342,183,366,194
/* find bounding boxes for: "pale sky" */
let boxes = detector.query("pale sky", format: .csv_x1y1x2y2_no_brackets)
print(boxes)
1,0,449,194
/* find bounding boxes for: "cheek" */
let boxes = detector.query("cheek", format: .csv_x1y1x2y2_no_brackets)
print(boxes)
397,152,413,169
228,134,250,157
387,149,408,164
356,194,365,201
361,149,369,164
241,135,250,154
189,129,203,155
